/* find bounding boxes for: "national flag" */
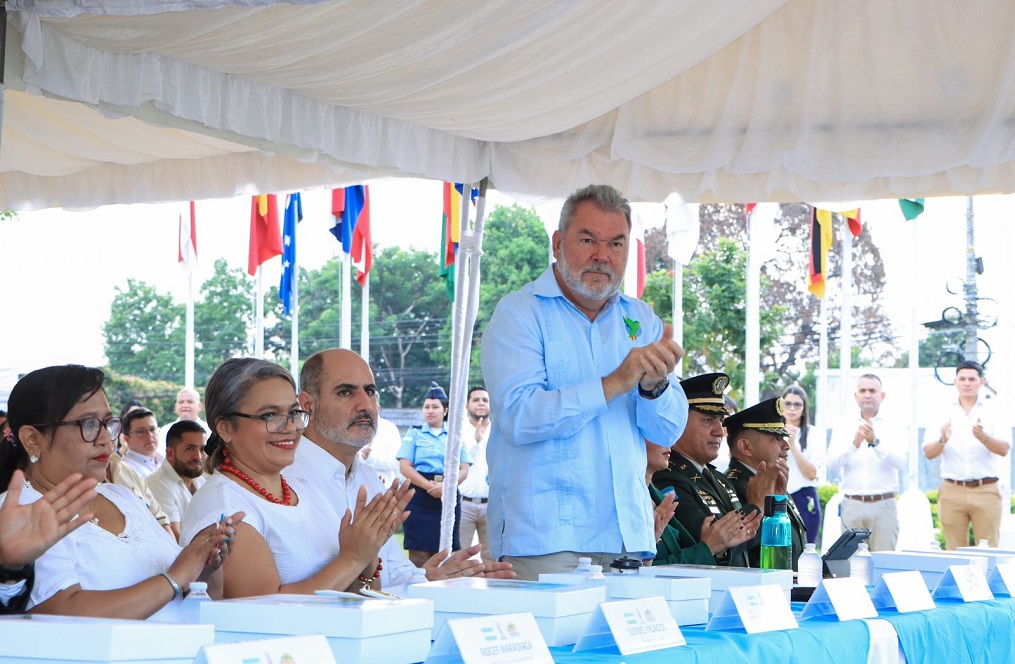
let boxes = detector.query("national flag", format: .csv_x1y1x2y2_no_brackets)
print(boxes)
178,201,198,270
349,186,372,285
840,208,863,237
808,207,834,298
899,198,925,220
624,209,646,298
248,194,283,276
440,182,477,301
330,186,367,254
279,193,302,316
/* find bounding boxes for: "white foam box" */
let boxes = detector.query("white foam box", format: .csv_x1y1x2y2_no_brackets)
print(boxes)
954,547,1015,573
201,594,432,664
871,551,988,587
0,614,213,663
539,572,711,625
639,563,793,608
407,578,606,647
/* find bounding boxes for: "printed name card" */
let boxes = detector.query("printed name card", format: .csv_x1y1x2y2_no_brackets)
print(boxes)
706,585,798,633
425,612,553,664
573,596,685,655
871,571,935,613
933,565,994,602
800,577,878,621
987,562,1015,596
195,635,335,664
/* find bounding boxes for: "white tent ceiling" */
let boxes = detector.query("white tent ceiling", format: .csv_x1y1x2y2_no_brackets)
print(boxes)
3,0,1015,210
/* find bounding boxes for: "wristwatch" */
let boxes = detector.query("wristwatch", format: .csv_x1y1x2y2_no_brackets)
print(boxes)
639,379,670,400
869,438,880,448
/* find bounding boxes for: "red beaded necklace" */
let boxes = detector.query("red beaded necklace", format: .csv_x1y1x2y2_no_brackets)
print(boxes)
219,449,293,506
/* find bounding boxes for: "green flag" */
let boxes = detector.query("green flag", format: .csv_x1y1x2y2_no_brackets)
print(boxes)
898,198,925,220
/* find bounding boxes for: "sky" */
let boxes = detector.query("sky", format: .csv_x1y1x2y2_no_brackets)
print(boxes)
1,181,1013,415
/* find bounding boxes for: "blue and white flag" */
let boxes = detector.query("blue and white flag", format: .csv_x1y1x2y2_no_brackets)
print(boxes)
279,193,302,316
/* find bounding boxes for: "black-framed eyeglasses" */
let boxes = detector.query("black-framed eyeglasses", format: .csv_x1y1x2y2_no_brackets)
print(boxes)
228,410,310,433
129,425,159,437
40,417,122,443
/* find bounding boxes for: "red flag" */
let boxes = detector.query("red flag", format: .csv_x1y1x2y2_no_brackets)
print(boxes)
841,209,862,237
350,186,372,284
178,201,198,268
248,194,283,276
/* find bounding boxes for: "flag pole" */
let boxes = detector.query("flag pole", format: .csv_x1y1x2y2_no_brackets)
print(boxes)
672,261,683,377
185,268,195,388
839,215,853,413
341,252,352,350
745,208,761,405
255,267,265,357
360,276,370,361
291,241,300,387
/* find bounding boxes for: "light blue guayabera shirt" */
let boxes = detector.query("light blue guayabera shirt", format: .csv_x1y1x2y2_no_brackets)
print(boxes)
397,426,470,474
481,266,688,559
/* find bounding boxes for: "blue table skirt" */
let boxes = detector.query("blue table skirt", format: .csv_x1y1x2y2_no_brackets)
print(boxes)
877,598,1015,664
549,609,870,664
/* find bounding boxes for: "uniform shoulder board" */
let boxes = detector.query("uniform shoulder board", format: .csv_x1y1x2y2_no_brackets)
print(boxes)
726,468,740,480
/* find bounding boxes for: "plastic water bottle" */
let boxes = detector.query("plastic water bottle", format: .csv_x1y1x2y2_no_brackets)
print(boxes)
573,557,593,575
930,540,942,551
797,543,822,587
760,495,792,570
179,581,212,623
585,565,605,580
849,543,873,586
977,539,990,548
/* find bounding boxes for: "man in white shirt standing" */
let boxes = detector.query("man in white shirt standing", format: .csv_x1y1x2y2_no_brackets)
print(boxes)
826,374,907,552
146,420,208,541
457,386,493,561
120,408,164,480
924,361,1011,549
157,388,211,458
287,348,514,590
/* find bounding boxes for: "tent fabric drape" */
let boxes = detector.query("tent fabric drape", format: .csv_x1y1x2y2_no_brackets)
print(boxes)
5,1,1015,209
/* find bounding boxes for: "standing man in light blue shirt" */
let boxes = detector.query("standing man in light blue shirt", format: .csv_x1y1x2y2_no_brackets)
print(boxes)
481,184,688,580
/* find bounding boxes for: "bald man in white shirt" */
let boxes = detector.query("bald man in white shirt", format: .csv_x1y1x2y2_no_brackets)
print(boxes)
826,374,907,552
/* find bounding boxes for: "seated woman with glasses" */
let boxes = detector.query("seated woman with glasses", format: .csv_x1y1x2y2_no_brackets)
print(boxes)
181,358,411,599
0,365,240,619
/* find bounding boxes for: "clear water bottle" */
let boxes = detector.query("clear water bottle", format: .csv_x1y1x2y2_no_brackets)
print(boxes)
797,543,822,587
573,557,593,575
930,539,942,551
585,565,605,580
977,539,990,548
849,543,873,586
179,581,212,623
760,495,792,570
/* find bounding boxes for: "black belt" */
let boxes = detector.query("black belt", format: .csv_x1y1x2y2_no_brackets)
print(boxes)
844,492,896,503
462,496,488,504
945,477,998,488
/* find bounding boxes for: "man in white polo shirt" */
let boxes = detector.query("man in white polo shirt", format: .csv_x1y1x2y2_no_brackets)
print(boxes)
826,374,907,551
457,386,493,561
120,408,163,479
924,360,1011,549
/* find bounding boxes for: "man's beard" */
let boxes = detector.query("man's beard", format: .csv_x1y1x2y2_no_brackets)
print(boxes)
173,460,204,479
556,252,622,301
317,413,376,449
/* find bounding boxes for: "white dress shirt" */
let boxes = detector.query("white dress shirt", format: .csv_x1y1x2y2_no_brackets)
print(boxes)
286,435,426,589
360,416,404,487
121,449,164,480
145,460,207,524
826,414,907,495
933,398,1011,481
457,417,490,500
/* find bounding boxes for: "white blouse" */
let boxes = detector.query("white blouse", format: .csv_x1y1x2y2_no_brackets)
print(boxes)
181,473,344,587
3,482,182,620
787,423,826,493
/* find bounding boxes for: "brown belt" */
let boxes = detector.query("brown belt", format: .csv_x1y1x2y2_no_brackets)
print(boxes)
944,477,999,488
844,492,896,503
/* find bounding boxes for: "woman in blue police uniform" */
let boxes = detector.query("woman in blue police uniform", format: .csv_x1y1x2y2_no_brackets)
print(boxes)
398,382,471,567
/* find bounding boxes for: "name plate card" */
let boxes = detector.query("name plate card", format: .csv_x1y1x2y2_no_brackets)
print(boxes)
800,577,878,621
871,571,935,613
195,635,335,664
706,585,798,633
573,596,685,655
933,565,994,602
426,612,553,664
987,562,1015,596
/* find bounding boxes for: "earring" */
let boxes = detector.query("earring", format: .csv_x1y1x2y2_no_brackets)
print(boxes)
29,454,39,464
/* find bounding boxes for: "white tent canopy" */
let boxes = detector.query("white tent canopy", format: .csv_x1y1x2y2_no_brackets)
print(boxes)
3,0,1015,210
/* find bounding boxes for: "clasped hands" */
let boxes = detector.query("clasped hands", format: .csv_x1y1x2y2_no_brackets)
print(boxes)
604,324,684,400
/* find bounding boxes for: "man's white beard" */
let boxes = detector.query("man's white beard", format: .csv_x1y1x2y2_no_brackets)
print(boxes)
556,252,622,301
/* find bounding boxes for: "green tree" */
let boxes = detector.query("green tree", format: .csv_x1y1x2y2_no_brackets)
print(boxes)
104,279,185,382
194,258,254,384
101,373,181,424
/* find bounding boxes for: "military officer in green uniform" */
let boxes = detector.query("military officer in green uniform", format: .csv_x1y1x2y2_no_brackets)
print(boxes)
652,373,758,567
724,397,808,570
